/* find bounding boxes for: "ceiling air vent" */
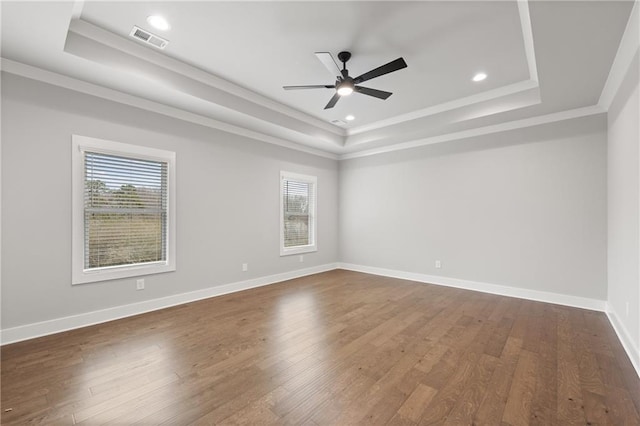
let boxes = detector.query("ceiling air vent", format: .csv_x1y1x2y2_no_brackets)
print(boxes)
129,26,168,50
330,119,346,125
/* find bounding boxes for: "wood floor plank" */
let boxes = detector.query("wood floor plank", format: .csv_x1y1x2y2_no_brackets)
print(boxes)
307,371,376,425
443,353,498,425
2,270,639,425
474,336,523,425
556,309,588,425
528,303,557,425
502,349,538,426
484,316,515,358
396,383,438,423
418,350,480,425
330,337,434,424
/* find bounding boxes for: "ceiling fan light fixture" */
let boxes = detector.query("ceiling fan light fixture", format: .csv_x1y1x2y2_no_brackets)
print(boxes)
337,80,355,96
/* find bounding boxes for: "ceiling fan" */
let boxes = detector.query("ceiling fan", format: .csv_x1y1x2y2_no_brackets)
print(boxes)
283,51,408,110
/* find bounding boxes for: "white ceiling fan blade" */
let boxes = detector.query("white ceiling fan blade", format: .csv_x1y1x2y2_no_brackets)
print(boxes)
315,52,342,79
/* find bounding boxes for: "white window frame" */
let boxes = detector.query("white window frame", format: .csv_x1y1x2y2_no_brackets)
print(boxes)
280,171,317,256
71,135,176,285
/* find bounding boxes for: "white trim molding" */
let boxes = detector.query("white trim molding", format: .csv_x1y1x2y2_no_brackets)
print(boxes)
346,79,540,137
4,262,637,380
599,1,639,110
66,18,344,138
0,59,606,162
0,59,340,161
339,105,605,160
338,263,607,312
71,135,177,285
280,171,318,257
606,303,640,378
0,263,338,346
517,0,539,84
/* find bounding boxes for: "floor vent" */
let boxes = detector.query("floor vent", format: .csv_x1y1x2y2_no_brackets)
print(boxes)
129,26,169,49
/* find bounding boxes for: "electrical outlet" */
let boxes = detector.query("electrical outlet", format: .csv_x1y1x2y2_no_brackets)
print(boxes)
242,263,248,272
626,302,630,317
299,255,304,263
435,260,441,269
136,279,145,290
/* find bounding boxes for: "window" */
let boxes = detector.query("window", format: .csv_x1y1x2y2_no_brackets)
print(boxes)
280,171,317,256
72,135,176,284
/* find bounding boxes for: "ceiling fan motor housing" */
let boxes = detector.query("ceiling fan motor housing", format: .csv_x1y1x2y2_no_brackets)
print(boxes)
337,51,352,64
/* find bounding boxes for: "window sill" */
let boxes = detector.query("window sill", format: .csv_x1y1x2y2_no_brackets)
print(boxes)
72,262,175,285
280,245,317,256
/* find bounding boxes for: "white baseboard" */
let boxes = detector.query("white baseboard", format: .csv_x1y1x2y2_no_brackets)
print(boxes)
0,263,339,346
5,261,633,381
605,304,640,378
338,263,607,312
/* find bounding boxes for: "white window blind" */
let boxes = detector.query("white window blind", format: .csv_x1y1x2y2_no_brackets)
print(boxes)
84,152,168,269
280,172,317,256
72,135,176,285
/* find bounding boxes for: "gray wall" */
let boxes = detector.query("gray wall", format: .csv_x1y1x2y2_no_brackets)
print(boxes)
0,70,615,334
1,73,339,329
607,51,640,354
339,115,608,300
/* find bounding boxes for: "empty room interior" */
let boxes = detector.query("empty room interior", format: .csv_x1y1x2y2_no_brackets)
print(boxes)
1,0,640,424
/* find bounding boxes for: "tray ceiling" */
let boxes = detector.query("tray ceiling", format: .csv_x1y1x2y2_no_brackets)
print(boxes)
0,1,634,157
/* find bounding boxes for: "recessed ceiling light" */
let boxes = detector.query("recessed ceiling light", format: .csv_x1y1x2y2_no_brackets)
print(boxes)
472,72,487,82
147,15,170,31
345,115,355,121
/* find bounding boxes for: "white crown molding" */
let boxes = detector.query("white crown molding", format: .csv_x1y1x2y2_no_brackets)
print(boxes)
1,58,608,162
68,4,538,144
339,263,606,312
606,303,640,378
344,82,541,150
0,263,339,346
67,1,543,144
339,105,605,160
70,0,84,20
518,0,539,83
69,15,545,154
65,23,346,150
0,58,339,160
599,1,639,109
68,19,345,139
346,79,539,137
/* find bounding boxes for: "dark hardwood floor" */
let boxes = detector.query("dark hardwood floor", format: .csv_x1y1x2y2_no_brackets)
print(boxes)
2,270,639,425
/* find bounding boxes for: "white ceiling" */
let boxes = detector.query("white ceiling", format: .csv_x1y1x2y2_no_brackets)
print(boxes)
80,1,530,127
0,1,634,158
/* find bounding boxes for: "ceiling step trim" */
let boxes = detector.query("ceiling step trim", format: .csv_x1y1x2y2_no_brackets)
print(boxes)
339,105,605,160
598,0,639,109
68,19,345,138
0,59,608,162
517,0,539,83
346,79,539,137
0,58,339,160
